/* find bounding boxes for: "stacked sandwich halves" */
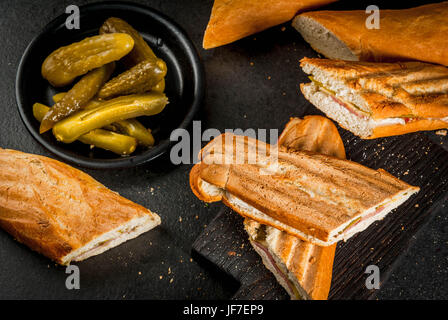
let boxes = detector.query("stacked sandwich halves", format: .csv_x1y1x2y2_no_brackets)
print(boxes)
190,116,419,299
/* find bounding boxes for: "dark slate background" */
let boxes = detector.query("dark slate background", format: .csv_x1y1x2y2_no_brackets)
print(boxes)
0,0,446,299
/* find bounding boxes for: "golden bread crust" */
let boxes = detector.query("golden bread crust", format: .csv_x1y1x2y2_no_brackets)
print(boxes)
298,2,448,66
0,148,159,264
203,0,337,49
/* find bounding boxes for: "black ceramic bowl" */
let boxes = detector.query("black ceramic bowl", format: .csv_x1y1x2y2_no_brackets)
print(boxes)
16,1,204,169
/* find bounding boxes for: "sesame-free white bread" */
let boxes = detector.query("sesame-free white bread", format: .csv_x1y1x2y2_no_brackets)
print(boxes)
0,148,161,265
292,2,448,66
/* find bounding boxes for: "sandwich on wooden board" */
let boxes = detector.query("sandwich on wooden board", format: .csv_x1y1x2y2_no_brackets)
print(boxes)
190,131,419,247
243,116,343,300
300,57,448,139
0,148,161,265
292,2,448,66
203,0,338,49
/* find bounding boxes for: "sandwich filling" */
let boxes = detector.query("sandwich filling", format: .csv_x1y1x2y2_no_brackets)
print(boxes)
246,223,309,300
308,77,442,127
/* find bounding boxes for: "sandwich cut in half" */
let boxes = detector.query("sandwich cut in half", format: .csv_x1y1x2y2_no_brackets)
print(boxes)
191,116,340,300
300,57,448,139
0,148,161,265
190,131,419,247
244,116,343,300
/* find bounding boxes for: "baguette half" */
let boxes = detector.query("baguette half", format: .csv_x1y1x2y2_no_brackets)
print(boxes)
292,2,448,66
0,148,161,265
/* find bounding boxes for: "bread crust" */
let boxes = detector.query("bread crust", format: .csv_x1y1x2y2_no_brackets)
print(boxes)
278,116,346,159
0,148,160,264
294,2,448,66
203,0,337,49
370,119,448,139
189,163,223,202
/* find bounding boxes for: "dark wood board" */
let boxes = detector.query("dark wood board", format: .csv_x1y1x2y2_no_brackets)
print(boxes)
193,131,448,300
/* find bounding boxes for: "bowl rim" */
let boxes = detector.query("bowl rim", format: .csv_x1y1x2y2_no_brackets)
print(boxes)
15,1,205,169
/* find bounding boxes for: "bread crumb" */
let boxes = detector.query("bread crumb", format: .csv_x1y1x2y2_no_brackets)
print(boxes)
170,278,174,284
436,130,447,136
227,251,236,256
250,62,254,66
281,26,286,31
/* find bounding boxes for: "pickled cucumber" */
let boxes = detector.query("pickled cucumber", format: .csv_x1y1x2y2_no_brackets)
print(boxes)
152,78,165,93
53,93,168,143
33,102,137,155
52,92,66,103
99,17,158,68
40,63,115,133
53,92,102,110
98,59,166,99
42,33,134,87
113,119,155,147
53,91,154,146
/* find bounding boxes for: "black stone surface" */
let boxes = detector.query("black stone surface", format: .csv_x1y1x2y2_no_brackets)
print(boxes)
0,0,447,299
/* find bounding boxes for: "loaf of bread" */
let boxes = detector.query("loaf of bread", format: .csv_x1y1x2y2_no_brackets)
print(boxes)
293,2,448,66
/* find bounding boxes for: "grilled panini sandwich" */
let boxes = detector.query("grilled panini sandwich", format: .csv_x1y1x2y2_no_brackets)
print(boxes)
190,132,419,246
244,116,342,300
0,148,161,265
300,58,448,139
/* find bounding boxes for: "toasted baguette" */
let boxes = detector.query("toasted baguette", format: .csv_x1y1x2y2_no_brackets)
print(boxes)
191,132,419,246
292,2,448,66
203,0,337,49
300,57,448,138
0,148,161,265
190,116,339,300
247,116,341,300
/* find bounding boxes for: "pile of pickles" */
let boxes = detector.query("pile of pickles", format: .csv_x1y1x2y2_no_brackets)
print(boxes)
33,17,169,156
